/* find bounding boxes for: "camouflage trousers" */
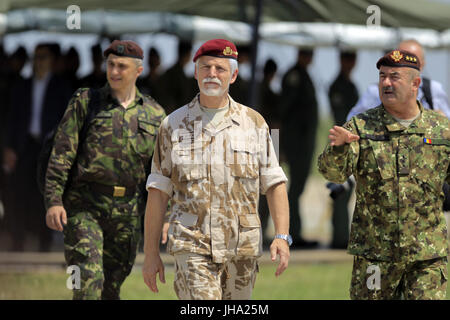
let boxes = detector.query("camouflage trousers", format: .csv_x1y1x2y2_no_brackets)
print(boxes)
350,255,448,300
173,253,259,300
63,185,141,300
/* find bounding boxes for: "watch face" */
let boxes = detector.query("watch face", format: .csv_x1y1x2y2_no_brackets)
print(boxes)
276,234,292,246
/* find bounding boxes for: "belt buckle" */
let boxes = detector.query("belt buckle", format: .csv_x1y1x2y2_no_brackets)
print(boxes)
113,186,126,197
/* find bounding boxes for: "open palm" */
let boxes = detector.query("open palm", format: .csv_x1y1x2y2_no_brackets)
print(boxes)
328,126,360,146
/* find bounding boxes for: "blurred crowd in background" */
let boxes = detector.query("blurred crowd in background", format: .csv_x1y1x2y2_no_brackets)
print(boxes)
0,36,423,252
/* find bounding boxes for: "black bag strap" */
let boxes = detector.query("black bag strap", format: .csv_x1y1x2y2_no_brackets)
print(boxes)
38,88,102,195
79,88,101,145
65,88,101,188
422,77,434,110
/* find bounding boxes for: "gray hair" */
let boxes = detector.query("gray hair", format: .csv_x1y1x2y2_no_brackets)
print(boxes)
229,58,238,75
134,58,143,68
408,68,420,81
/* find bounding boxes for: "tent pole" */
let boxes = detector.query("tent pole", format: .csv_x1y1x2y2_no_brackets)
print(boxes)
249,0,263,108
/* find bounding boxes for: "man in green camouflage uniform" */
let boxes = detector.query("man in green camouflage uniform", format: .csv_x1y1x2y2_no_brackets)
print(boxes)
44,40,165,300
142,39,291,300
318,50,449,300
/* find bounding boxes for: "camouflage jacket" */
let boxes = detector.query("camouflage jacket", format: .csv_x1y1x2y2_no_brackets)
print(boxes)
318,102,450,262
45,84,166,210
147,94,287,263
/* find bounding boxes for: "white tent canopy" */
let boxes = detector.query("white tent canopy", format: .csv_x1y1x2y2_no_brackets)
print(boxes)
1,9,450,49
261,22,447,49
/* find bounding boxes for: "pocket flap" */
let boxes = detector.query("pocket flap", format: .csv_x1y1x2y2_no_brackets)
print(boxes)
177,164,207,181
96,111,112,118
368,140,395,180
173,143,204,164
239,214,261,227
231,139,257,154
138,118,157,135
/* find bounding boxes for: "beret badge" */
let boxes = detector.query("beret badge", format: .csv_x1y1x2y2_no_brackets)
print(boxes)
117,45,125,54
390,50,403,62
223,46,238,57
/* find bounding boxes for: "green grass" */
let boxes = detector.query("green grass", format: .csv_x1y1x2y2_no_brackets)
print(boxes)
252,262,352,300
1,262,350,300
2,261,450,300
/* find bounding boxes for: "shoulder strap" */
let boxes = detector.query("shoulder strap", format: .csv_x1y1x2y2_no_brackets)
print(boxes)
78,88,101,144
422,77,434,110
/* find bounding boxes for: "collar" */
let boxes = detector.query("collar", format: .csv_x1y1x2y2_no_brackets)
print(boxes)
187,93,241,133
101,83,144,109
383,101,426,134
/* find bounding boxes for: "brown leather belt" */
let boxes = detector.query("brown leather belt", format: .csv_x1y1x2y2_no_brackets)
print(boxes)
89,183,136,197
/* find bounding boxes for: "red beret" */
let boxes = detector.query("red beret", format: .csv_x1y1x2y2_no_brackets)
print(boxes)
104,40,144,60
376,50,420,71
193,39,238,62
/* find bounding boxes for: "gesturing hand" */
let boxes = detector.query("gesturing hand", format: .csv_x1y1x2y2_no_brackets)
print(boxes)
328,126,360,147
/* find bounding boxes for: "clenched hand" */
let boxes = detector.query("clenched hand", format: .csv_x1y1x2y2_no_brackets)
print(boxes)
46,205,67,231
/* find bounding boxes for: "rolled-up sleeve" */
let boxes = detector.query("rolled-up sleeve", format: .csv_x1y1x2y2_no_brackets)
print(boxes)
146,117,174,197
260,166,287,194
259,126,288,194
146,172,173,197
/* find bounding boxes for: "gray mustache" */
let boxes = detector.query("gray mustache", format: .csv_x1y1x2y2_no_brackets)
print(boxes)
202,77,222,86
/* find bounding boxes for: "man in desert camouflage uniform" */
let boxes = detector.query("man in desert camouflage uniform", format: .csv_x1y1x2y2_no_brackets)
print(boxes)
45,40,165,300
142,39,291,300
318,50,449,300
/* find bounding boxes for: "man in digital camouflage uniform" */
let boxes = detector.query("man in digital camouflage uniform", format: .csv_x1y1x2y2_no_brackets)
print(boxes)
45,40,166,300
318,50,449,300
142,39,291,300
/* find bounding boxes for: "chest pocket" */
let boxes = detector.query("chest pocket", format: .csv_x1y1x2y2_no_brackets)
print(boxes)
135,117,158,156
368,140,395,180
86,112,113,146
173,141,207,181
229,139,259,179
412,136,450,187
91,112,112,132
358,134,395,180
